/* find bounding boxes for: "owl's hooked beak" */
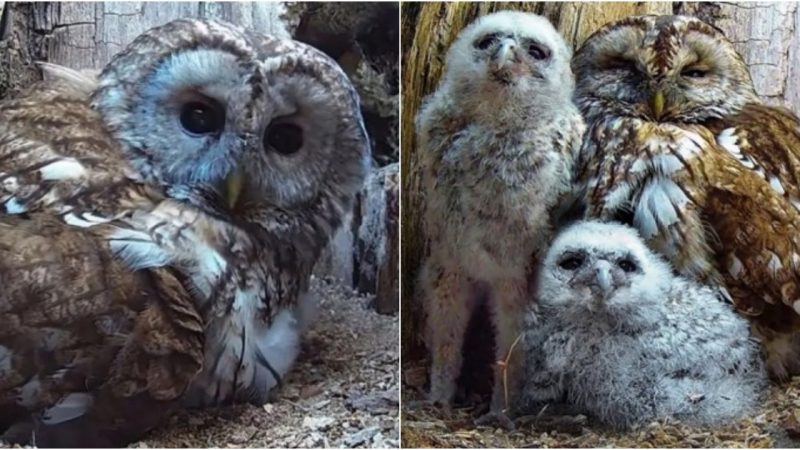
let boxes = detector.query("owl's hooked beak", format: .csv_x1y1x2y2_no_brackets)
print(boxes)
492,38,519,68
593,263,614,299
649,90,665,121
224,170,245,209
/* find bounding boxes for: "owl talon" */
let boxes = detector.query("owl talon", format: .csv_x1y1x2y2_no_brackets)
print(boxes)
475,409,515,431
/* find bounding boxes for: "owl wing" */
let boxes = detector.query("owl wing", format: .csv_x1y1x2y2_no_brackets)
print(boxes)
705,103,800,208
681,136,800,381
0,78,139,217
0,214,204,446
698,148,800,317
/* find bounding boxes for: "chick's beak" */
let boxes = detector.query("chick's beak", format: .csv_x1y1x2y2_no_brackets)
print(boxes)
594,264,614,299
492,38,518,67
224,170,245,210
649,90,665,121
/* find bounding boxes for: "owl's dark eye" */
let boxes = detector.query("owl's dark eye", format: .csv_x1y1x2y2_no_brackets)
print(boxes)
682,68,708,78
558,256,584,270
180,100,225,135
618,258,638,273
527,43,550,60
265,123,304,155
474,33,499,50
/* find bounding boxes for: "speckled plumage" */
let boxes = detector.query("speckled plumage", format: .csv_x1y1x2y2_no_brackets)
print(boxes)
520,221,766,429
0,18,369,446
574,15,800,379
415,11,585,420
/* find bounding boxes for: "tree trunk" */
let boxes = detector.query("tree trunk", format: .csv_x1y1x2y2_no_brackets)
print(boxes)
401,1,800,359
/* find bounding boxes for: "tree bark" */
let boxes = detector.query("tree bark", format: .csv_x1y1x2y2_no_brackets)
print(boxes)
401,1,800,359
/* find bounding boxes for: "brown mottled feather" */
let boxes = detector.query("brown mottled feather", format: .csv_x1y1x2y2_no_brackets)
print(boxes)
0,214,203,446
705,104,800,202
574,14,800,379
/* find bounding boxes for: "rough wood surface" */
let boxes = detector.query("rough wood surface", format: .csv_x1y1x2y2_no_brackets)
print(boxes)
34,2,289,69
400,1,800,360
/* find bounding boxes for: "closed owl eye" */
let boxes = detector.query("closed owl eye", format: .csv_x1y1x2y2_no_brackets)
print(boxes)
682,67,709,78
600,56,636,71
264,122,304,156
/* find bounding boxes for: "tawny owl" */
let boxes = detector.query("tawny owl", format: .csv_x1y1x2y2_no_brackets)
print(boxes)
415,11,585,425
573,14,800,380
0,18,369,446
520,221,765,429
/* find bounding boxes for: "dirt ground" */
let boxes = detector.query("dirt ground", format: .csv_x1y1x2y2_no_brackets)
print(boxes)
136,277,399,448
401,360,800,448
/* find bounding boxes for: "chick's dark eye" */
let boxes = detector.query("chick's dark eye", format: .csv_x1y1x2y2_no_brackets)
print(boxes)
558,256,583,270
474,34,498,50
265,123,304,155
527,43,549,60
682,68,708,78
618,259,638,273
180,101,225,135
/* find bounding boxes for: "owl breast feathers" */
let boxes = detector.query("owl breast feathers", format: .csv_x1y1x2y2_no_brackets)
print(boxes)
573,14,800,379
0,18,368,446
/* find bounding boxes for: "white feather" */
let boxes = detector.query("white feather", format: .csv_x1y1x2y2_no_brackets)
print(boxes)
37,62,98,96
40,393,93,425
16,376,42,408
4,198,26,214
717,128,757,170
39,158,87,181
769,176,785,195
634,179,688,239
728,256,744,279
2,176,19,192
767,251,783,275
107,228,171,269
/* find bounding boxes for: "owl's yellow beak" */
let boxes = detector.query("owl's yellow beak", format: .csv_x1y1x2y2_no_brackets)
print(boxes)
224,170,245,209
649,90,665,121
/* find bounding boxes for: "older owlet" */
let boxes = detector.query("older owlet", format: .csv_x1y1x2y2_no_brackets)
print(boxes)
0,18,369,446
520,221,766,429
415,11,585,424
573,14,800,379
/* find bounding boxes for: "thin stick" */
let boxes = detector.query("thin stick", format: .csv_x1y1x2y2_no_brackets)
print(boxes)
499,333,523,413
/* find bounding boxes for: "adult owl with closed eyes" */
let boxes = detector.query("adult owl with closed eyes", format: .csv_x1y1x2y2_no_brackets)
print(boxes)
573,14,800,380
0,18,368,447
416,11,584,426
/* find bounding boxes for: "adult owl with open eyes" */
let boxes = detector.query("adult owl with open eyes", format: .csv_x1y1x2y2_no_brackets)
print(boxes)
573,14,800,379
0,18,368,446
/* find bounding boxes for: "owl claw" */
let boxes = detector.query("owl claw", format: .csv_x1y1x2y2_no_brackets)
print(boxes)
475,409,515,431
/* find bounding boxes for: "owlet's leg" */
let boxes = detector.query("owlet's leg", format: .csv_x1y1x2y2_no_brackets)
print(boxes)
422,259,475,407
478,277,527,429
